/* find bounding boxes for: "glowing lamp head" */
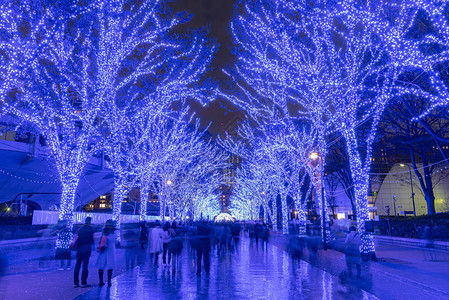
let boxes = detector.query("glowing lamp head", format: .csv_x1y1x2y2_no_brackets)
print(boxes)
399,164,405,167
166,180,173,186
309,152,319,160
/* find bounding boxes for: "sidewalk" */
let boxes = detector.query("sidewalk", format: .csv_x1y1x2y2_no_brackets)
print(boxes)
0,234,147,300
269,233,449,300
76,236,377,300
1,233,448,300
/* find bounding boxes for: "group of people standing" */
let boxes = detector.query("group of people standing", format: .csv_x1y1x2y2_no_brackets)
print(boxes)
63,218,248,288
70,217,117,288
248,222,269,247
139,220,183,271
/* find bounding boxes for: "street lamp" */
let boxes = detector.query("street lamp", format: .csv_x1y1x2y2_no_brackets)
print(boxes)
162,179,173,224
310,151,327,250
400,163,416,217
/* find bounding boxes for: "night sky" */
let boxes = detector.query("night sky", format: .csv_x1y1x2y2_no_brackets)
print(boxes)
172,0,243,135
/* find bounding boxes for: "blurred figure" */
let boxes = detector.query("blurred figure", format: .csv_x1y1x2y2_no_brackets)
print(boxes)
260,224,269,249
231,223,241,249
215,224,224,254
306,235,319,265
248,222,255,242
225,225,232,250
254,223,261,246
121,225,138,271
162,222,175,266
55,220,72,270
422,225,436,261
96,220,116,287
74,217,94,288
344,226,361,278
0,251,7,283
168,222,183,273
287,235,302,259
195,221,211,275
149,221,164,267
139,221,148,249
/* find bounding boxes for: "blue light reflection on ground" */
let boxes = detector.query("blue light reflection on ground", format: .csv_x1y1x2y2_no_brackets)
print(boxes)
75,237,377,300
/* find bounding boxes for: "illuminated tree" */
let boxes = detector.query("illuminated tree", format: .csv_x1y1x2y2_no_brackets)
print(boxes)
221,118,315,233
171,141,228,221
358,0,449,117
303,4,397,253
130,110,190,221
229,163,264,221
1,0,216,249
0,2,104,247
227,0,401,252
188,172,223,221
225,0,334,236
92,0,216,229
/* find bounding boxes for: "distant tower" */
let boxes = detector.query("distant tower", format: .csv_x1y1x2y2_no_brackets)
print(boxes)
219,116,243,212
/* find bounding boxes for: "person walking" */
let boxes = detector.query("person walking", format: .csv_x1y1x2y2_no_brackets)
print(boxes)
422,225,436,261
96,220,116,287
168,222,183,273
139,221,148,249
74,217,94,288
149,221,164,267
196,221,211,275
344,226,362,278
162,223,175,266
260,223,269,250
121,225,138,271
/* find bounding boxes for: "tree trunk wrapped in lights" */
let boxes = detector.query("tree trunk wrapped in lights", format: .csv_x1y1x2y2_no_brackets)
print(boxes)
0,0,216,249
225,0,402,253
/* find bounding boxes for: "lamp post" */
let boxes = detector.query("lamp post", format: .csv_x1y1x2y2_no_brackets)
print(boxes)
310,151,327,250
400,163,416,217
162,179,173,224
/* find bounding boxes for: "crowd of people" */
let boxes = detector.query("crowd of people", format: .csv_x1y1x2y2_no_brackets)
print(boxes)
65,216,378,289
66,217,257,288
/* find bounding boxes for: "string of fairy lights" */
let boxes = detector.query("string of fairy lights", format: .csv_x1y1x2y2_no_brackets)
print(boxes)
0,0,219,250
223,0,449,254
1,0,449,254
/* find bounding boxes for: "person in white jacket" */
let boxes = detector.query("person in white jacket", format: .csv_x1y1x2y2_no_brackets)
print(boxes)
148,221,164,267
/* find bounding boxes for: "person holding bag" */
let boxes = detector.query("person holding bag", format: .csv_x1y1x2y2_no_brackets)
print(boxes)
96,220,116,287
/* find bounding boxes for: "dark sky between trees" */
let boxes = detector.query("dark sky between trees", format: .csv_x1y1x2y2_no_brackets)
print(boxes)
171,0,242,135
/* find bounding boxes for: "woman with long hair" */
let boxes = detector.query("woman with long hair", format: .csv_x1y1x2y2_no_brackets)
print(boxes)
96,220,116,287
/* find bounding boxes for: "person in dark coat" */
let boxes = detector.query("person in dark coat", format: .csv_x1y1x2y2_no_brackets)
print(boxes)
168,222,183,273
139,221,148,249
74,217,94,288
195,221,211,275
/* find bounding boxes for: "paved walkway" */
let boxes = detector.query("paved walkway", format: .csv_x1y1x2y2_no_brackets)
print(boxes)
0,234,146,300
270,234,449,300
75,237,376,300
0,233,448,299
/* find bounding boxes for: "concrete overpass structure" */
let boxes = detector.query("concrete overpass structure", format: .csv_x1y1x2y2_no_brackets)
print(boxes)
0,130,114,213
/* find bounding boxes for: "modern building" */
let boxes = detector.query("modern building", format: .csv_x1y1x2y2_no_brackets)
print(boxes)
218,115,244,212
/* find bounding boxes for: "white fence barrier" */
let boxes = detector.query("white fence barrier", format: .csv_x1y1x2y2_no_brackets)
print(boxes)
32,210,159,225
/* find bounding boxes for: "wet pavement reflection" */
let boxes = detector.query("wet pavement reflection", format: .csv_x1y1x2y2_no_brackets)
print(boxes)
76,237,377,300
